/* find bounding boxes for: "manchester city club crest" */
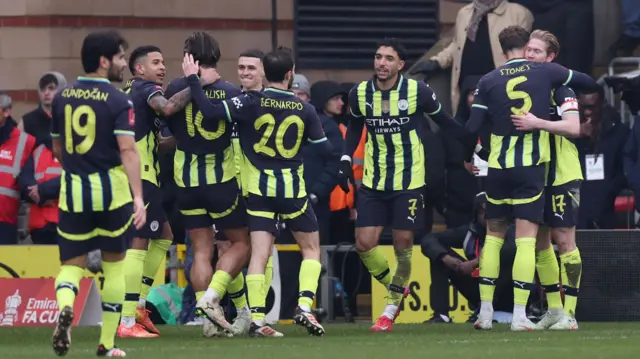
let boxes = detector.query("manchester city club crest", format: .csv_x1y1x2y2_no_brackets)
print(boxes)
382,100,390,114
398,99,409,111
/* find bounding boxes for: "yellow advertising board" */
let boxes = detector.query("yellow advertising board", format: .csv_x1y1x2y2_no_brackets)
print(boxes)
371,245,471,323
0,246,165,293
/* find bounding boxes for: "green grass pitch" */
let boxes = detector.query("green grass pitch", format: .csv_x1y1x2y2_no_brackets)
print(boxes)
1,323,639,359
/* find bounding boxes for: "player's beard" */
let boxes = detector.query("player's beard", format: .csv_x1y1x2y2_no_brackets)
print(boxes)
107,65,123,83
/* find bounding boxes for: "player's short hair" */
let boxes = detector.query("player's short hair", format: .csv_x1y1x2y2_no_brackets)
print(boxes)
263,49,294,83
81,30,128,74
498,26,530,54
128,45,162,75
239,48,265,60
183,32,221,68
529,29,561,57
376,38,408,61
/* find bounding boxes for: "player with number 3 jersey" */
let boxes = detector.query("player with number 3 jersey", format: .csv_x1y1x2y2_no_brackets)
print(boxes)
184,48,330,338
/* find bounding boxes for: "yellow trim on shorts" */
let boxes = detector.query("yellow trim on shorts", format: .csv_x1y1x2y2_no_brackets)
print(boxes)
57,214,134,241
279,200,308,220
566,190,580,206
209,195,239,219
180,209,207,216
247,210,276,219
486,191,543,205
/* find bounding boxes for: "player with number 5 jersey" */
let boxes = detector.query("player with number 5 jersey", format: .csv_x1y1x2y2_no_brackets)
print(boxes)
184,48,330,338
50,30,146,357
464,26,598,332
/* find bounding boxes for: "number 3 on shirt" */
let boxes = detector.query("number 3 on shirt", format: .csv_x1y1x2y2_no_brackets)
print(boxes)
254,114,304,158
64,104,96,154
506,76,532,115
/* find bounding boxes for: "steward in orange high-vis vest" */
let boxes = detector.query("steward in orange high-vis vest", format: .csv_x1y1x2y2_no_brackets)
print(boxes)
330,125,366,211
19,138,61,245
0,102,36,244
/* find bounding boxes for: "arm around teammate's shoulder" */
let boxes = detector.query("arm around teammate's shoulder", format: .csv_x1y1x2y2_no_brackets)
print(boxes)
417,81,464,135
545,62,598,92
304,105,332,156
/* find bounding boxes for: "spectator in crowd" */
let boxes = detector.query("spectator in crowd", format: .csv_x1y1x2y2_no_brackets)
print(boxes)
410,0,533,114
0,93,36,244
576,86,630,229
442,75,482,228
610,0,640,58
292,74,311,102
623,113,640,217
305,80,344,244
21,72,67,144
421,193,516,323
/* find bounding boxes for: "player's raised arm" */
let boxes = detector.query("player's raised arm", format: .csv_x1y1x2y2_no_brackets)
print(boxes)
545,62,598,92
511,86,580,137
148,77,216,117
305,106,332,155
114,100,145,228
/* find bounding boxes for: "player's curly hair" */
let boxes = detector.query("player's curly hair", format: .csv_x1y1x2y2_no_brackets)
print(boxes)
183,31,221,68
530,29,561,57
498,26,530,55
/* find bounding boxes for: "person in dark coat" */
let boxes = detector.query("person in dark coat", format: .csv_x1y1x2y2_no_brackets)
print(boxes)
22,72,67,145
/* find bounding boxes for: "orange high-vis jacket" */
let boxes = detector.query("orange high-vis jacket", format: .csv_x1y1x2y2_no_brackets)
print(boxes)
329,124,366,211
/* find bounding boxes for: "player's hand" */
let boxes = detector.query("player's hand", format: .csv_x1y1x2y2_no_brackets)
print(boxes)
511,111,542,131
463,161,480,176
27,185,40,203
133,196,147,230
199,67,221,85
337,159,354,193
458,260,477,276
580,118,593,137
182,53,199,78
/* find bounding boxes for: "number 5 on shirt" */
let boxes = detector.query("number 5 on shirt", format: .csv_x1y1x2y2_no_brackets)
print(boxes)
64,104,96,154
254,113,304,158
506,76,532,115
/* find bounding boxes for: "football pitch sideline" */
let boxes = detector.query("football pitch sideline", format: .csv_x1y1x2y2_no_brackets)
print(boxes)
1,323,638,359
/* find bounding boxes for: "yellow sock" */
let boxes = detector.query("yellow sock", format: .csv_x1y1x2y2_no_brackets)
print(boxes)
263,256,273,296
512,237,536,306
195,291,205,302
536,246,562,310
298,259,322,309
359,247,392,286
246,274,266,322
140,239,171,301
208,270,233,298
479,235,504,302
122,249,146,318
55,265,85,311
560,248,582,317
387,248,412,305
100,260,125,349
228,273,248,310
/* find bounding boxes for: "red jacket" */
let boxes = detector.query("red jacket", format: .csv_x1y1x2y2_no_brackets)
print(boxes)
29,144,61,230
0,126,35,225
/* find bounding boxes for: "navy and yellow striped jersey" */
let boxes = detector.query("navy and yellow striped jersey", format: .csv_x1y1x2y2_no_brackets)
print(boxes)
122,78,163,186
164,77,242,188
467,59,586,169
348,75,458,191
186,77,329,199
548,86,583,186
50,76,134,213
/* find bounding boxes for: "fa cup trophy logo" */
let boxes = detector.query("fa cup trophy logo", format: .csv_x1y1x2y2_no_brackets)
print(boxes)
0,290,22,326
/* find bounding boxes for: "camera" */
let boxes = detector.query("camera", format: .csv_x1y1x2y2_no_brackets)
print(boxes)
603,71,640,115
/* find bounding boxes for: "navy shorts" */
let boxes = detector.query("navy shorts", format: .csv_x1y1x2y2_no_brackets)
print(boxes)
356,186,425,231
177,179,246,231
136,180,167,239
543,181,581,228
245,194,317,234
57,203,134,262
485,165,546,223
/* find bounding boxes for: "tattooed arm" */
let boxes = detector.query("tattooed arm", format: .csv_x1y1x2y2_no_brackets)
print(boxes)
147,77,212,116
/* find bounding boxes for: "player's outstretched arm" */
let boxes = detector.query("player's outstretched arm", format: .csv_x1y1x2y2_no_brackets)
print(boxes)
147,77,212,117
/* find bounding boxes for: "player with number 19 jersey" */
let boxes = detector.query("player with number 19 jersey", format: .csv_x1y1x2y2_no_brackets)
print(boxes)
164,77,245,230
51,76,135,261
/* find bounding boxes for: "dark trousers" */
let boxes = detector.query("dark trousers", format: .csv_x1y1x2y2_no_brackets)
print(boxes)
30,223,57,245
0,222,18,244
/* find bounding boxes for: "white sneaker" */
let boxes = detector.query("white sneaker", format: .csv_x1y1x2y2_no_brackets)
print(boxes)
549,315,579,331
534,310,564,330
474,310,493,330
510,316,535,331
231,310,251,335
196,297,233,332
